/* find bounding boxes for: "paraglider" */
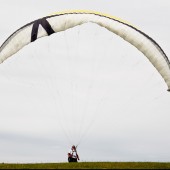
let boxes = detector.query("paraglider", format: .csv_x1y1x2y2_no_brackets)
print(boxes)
0,10,170,163
0,10,170,91
68,145,80,162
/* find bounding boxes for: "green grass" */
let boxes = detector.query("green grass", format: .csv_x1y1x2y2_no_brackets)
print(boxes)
0,162,170,169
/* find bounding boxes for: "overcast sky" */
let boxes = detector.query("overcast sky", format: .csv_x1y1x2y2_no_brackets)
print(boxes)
0,0,170,163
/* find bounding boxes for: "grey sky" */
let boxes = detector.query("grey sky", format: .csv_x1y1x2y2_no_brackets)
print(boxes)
0,0,170,163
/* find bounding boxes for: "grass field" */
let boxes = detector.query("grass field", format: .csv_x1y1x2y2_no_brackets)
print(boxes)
0,162,170,169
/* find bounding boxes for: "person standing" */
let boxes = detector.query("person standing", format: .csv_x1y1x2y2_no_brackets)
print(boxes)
68,145,80,162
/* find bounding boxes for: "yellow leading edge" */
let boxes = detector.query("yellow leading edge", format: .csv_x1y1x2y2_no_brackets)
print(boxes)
48,10,137,29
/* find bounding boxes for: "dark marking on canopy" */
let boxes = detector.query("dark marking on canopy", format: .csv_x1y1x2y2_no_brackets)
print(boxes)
31,18,55,42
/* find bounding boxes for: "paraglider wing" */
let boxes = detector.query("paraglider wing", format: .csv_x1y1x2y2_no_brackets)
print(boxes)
0,10,170,91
